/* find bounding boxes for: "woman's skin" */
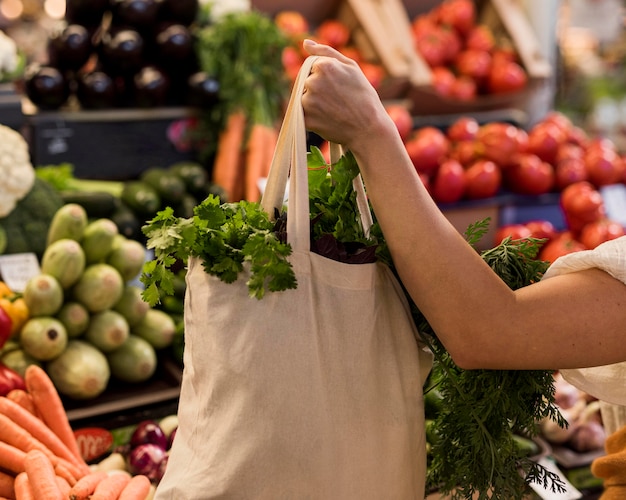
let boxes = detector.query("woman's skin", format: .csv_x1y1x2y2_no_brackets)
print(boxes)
300,39,626,371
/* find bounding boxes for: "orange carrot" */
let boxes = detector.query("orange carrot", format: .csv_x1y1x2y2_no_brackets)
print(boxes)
54,461,78,486
24,365,83,463
0,441,26,475
118,474,152,500
23,450,63,500
12,473,33,500
261,124,279,179
5,390,38,418
90,472,132,500
212,111,247,202
244,122,271,202
68,470,108,500
55,475,71,497
0,397,89,476
0,470,15,500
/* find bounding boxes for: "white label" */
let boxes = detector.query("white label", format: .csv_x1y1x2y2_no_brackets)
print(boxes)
0,253,41,293
601,184,626,227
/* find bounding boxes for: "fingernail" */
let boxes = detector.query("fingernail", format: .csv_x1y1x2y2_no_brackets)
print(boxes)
303,39,317,47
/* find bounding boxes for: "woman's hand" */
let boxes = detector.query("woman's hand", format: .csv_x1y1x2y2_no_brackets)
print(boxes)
301,40,395,153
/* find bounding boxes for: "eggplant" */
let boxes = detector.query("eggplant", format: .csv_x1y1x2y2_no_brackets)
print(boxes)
24,64,70,110
132,65,170,107
76,70,117,109
65,0,109,27
158,0,199,27
110,0,160,31
47,24,93,72
186,71,219,108
99,28,144,76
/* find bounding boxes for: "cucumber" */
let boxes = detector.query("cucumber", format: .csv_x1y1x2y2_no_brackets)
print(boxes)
81,218,119,264
72,263,124,313
47,340,110,400
19,316,68,361
113,285,150,327
47,203,88,245
168,161,208,193
22,274,64,317
121,181,161,216
133,308,176,349
111,203,143,240
56,301,90,338
59,191,119,219
107,334,157,383
140,167,186,204
106,237,146,282
84,310,130,353
40,238,86,289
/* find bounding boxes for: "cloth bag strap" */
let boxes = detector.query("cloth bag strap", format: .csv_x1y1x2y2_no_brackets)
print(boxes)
261,55,373,251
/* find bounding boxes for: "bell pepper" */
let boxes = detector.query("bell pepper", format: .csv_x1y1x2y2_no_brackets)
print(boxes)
0,281,29,337
0,306,12,350
0,361,26,397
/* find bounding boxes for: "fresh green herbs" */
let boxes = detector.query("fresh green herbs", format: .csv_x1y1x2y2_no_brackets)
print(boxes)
141,196,295,304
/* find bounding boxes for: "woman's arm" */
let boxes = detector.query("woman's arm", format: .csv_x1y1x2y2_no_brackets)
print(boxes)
301,40,626,371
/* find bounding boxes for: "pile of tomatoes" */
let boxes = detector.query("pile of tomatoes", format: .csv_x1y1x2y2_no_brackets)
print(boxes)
275,10,386,91
411,0,528,100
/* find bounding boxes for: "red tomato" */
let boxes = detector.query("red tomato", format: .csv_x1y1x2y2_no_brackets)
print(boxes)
525,220,557,241
446,116,479,142
450,75,477,100
475,122,524,169
465,24,495,52
405,126,450,175
584,145,623,187
506,153,555,195
487,60,527,94
455,49,492,81
438,0,476,36
526,121,567,165
567,125,590,148
359,62,384,90
282,46,303,82
440,26,463,63
274,11,309,39
555,143,584,164
493,223,532,245
411,14,437,39
554,157,588,191
315,19,350,49
415,27,449,67
538,231,586,263
385,104,413,142
560,182,605,233
430,66,456,97
450,139,480,166
579,218,625,249
339,46,362,63
464,159,501,199
431,158,466,204
543,111,574,137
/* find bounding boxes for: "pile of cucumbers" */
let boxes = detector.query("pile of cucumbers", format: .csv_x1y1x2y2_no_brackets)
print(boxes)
62,161,226,242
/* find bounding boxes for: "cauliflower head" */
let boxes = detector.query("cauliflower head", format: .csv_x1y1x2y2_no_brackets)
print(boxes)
0,124,35,217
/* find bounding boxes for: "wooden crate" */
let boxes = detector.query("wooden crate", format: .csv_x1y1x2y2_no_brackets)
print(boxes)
405,0,554,115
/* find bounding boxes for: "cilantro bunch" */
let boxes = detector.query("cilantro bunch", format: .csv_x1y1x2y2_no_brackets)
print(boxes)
140,148,566,499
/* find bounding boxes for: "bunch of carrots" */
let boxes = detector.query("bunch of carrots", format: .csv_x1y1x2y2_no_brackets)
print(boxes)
0,365,153,500
195,10,289,203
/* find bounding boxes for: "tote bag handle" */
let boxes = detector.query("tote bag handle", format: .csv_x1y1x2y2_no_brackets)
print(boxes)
261,56,373,252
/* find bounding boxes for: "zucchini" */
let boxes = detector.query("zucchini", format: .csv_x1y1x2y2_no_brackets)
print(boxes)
140,167,186,204
121,181,161,216
168,161,209,193
59,190,119,219
111,203,143,241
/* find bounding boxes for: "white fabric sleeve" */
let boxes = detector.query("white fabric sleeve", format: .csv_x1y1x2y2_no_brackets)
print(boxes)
541,236,626,407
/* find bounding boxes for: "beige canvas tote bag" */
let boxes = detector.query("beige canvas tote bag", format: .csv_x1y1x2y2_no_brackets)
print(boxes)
155,56,432,500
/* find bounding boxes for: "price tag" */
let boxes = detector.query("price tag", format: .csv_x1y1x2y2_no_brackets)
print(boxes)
529,457,582,500
601,184,626,227
0,253,41,293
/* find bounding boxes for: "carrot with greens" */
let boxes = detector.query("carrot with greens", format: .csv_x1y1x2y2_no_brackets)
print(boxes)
23,450,63,500
0,470,15,500
68,470,108,500
13,473,33,500
118,474,152,500
90,472,132,500
212,110,247,202
24,365,83,463
0,397,89,475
